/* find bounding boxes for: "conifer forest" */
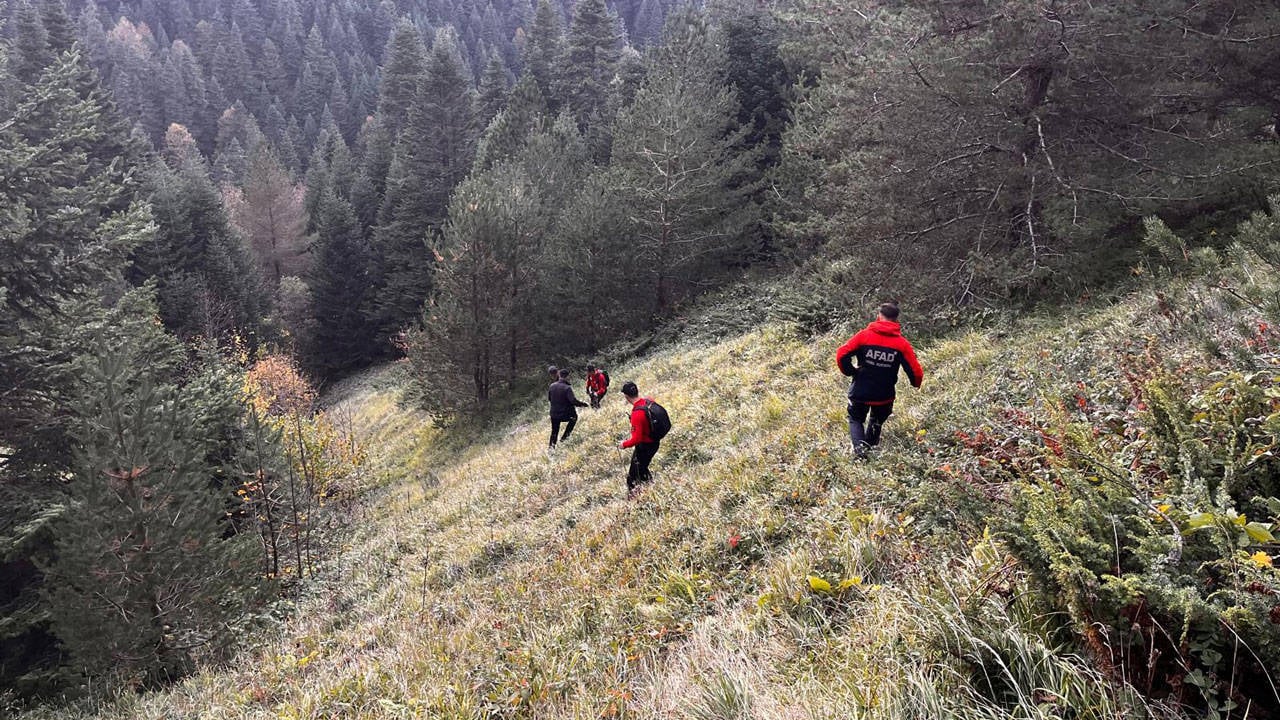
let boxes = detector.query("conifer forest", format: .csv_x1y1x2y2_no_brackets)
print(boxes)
2,0,1280,718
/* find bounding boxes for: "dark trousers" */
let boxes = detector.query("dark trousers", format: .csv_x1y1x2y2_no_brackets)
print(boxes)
849,401,894,450
627,441,660,490
549,416,577,446
589,391,605,409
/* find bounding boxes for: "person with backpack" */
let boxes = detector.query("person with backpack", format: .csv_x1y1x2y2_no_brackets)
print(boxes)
548,368,588,450
586,364,610,409
618,381,669,496
835,302,924,458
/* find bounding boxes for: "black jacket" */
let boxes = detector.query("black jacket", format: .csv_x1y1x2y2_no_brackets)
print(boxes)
548,380,587,420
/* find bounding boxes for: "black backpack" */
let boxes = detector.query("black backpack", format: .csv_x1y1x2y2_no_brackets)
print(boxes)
642,399,671,440
601,370,610,388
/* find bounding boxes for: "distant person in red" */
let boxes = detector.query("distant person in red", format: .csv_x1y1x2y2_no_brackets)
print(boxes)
585,364,609,409
835,302,923,458
618,381,660,496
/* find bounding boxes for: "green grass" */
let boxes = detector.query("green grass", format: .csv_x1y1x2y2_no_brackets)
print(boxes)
26,274,1270,719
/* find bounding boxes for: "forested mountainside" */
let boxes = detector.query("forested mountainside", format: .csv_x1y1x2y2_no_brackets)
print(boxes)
3,0,1280,715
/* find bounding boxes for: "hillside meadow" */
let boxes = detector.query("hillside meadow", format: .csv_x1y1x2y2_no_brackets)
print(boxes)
20,235,1280,719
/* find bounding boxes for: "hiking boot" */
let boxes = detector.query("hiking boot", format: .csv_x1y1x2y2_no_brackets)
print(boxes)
852,442,871,460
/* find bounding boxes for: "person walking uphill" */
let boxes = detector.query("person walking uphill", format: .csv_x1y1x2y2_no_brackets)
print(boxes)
618,381,669,497
835,302,923,458
548,368,588,449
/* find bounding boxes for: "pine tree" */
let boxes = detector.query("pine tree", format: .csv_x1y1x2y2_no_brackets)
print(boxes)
0,50,157,697
559,0,620,131
476,52,510,129
135,125,262,345
375,18,427,138
46,319,258,689
473,70,546,169
522,0,563,108
607,10,757,313
370,28,478,340
307,189,376,375
11,1,55,86
539,169,635,353
407,162,530,410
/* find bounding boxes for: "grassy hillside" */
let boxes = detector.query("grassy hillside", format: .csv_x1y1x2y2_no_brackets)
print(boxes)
21,245,1280,718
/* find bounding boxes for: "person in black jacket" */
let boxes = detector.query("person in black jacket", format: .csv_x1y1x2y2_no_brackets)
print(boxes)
548,368,588,448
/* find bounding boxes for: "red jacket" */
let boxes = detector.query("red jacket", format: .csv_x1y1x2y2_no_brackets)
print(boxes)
587,370,608,395
835,320,923,405
621,397,655,448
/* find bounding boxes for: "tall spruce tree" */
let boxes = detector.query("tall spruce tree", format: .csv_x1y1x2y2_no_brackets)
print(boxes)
307,189,376,375
0,51,157,696
45,305,259,690
370,28,477,342
522,0,563,109
475,52,509,129
135,124,262,345
608,10,757,313
559,0,621,132
375,18,427,138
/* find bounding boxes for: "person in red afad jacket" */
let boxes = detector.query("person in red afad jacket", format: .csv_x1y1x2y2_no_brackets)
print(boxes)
617,381,659,496
834,302,924,458
585,364,609,409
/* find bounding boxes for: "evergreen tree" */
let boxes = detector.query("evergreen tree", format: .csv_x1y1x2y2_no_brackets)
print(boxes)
350,115,393,231
714,2,792,169
783,1,1280,302
0,50,156,697
407,162,531,410
38,0,76,55
522,0,563,108
539,169,636,353
307,189,376,375
375,18,427,138
135,124,262,345
45,306,259,689
608,10,757,313
475,52,509,129
473,70,546,169
297,25,336,121
559,0,620,131
632,0,663,48
370,28,478,341
11,1,54,86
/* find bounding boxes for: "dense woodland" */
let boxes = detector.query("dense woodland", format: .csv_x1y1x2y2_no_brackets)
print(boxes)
2,0,1279,712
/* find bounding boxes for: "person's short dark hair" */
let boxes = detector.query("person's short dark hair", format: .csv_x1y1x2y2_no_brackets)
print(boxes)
547,365,558,376
558,368,570,380
621,381,639,398
878,302,900,320
586,364,596,372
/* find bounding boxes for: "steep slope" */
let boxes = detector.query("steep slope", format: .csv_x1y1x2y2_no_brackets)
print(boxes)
22,260,1280,718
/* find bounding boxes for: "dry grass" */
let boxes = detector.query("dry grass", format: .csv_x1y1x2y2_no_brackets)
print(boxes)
23,307,1182,720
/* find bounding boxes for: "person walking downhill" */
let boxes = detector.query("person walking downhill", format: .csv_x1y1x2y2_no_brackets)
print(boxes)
618,381,668,498
835,302,924,458
548,368,587,450
586,364,609,409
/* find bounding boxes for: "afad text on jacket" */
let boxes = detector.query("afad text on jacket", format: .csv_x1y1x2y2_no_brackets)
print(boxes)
834,319,923,405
